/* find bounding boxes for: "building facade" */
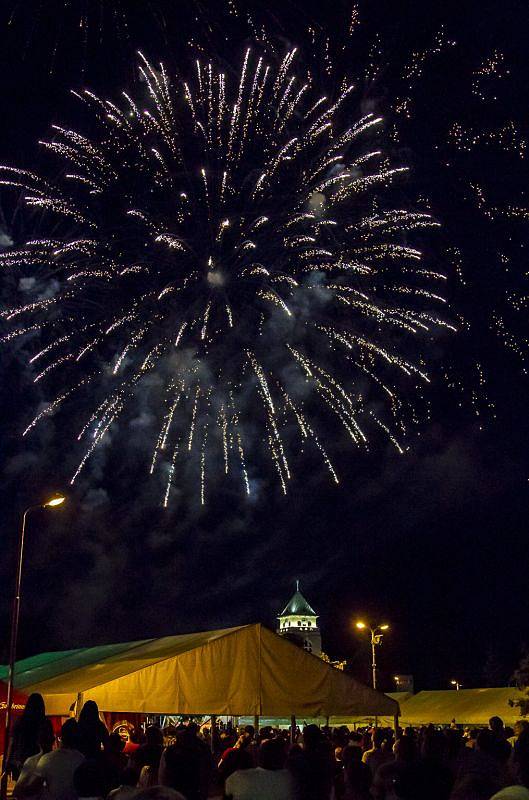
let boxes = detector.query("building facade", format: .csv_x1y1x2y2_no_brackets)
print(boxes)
277,581,322,656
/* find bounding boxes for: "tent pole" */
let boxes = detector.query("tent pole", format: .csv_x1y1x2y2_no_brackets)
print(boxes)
210,715,217,755
290,715,296,744
74,693,84,720
253,715,259,737
393,714,399,737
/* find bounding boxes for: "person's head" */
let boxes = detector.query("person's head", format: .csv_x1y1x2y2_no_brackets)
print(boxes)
476,729,495,754
106,731,125,754
348,732,363,748
73,760,105,799
60,719,80,750
421,729,448,761
79,700,100,726
120,767,139,788
489,716,504,735
515,721,529,738
185,722,199,738
395,734,416,762
220,731,234,748
302,724,322,750
259,737,286,771
231,749,253,771
243,725,254,739
334,746,343,762
145,726,163,747
22,693,45,722
336,726,349,746
342,744,362,767
372,728,386,749
382,730,394,751
129,727,142,745
259,726,273,742
37,719,55,753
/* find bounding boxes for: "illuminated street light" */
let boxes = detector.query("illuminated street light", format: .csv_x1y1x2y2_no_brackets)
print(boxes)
1,493,67,800
355,620,390,690
44,493,66,507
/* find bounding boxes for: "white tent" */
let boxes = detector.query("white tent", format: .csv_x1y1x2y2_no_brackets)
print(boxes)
4,624,399,721
395,688,528,727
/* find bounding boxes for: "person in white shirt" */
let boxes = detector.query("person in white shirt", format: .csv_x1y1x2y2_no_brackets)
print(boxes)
35,719,85,800
225,737,294,800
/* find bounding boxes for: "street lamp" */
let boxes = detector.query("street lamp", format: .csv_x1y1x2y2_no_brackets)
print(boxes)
44,495,66,507
356,621,389,690
451,680,462,691
1,493,66,799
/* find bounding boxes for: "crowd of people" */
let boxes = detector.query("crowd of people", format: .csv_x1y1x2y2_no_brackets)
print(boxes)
3,693,529,800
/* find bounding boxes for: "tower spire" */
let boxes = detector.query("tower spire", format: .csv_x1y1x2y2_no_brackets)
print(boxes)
277,581,321,656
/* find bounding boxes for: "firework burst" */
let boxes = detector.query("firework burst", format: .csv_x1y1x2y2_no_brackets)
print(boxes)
0,49,451,503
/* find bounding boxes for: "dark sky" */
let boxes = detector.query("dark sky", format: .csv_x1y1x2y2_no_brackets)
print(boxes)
0,0,528,693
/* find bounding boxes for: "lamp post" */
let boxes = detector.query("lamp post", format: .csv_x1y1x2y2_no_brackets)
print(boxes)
451,680,462,691
356,621,389,690
1,493,65,799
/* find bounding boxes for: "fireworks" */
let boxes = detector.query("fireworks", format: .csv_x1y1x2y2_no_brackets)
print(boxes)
0,49,449,503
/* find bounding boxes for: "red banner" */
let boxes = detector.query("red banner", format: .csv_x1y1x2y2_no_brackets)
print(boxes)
0,681,29,755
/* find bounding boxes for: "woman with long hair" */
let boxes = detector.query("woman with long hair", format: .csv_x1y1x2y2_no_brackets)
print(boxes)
5,693,46,779
77,701,109,759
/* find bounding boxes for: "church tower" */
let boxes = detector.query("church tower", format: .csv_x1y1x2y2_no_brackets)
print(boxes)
277,581,322,656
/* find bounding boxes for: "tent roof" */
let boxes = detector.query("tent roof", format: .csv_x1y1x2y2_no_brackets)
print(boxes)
4,624,398,719
279,584,317,617
0,629,241,695
397,688,528,727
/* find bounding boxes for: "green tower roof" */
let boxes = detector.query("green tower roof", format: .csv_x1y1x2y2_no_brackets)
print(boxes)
279,581,317,617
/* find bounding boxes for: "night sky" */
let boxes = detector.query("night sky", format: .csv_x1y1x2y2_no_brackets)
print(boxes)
1,0,528,694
